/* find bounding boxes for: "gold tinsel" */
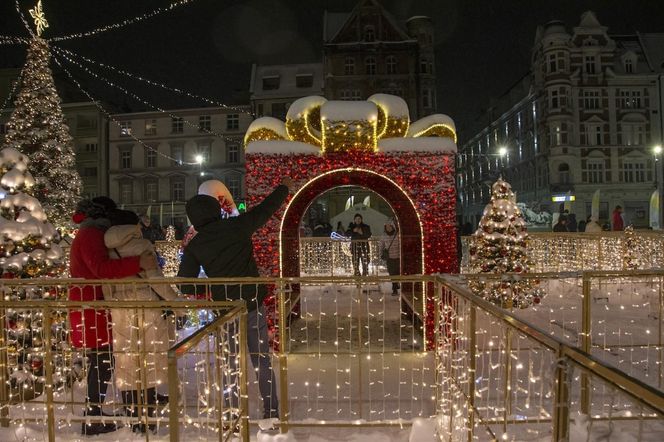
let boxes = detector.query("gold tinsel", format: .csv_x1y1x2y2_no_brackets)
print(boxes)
411,123,457,142
243,127,287,146
322,119,377,154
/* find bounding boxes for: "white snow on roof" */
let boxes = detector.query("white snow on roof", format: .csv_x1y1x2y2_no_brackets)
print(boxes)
321,101,378,121
246,140,321,156
407,114,456,137
367,94,410,118
245,117,288,139
378,137,457,153
286,96,328,120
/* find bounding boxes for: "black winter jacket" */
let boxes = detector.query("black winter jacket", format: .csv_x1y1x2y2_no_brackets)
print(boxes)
177,185,289,311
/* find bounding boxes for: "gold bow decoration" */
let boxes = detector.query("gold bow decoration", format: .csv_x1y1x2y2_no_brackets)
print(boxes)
244,94,456,154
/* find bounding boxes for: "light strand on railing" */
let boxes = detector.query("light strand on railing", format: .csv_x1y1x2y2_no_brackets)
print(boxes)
51,54,199,165
52,46,244,144
48,0,199,42
51,45,252,116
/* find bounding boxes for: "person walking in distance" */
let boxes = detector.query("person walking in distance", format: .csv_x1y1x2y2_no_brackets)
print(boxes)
346,214,372,276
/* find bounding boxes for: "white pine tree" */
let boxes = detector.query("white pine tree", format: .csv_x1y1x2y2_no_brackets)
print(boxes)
0,147,71,401
2,37,81,228
468,178,543,308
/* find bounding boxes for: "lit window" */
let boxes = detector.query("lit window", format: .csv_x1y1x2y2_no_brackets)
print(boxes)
145,119,157,135
119,121,132,137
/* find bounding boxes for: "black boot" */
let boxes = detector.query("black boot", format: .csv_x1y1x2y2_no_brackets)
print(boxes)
122,389,158,434
81,407,118,436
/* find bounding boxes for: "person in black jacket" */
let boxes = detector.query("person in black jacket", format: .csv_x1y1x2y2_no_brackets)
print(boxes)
177,177,293,420
346,213,372,276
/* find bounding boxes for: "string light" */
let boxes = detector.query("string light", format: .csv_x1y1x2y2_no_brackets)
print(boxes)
0,36,29,45
52,47,245,144
48,0,200,42
50,45,251,116
0,68,22,111
51,55,199,165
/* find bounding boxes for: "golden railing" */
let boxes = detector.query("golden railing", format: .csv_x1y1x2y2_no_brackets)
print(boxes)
436,276,664,441
298,238,384,276
461,231,664,272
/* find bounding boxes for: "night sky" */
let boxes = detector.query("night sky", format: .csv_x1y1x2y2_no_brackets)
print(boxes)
2,0,663,134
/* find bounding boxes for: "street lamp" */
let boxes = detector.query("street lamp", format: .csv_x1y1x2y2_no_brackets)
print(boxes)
653,145,663,229
195,154,204,176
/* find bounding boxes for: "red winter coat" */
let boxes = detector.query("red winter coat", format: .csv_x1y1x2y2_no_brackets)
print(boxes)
612,210,624,231
68,224,141,349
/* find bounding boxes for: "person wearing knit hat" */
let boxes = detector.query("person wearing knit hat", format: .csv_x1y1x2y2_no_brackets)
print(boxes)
68,197,158,435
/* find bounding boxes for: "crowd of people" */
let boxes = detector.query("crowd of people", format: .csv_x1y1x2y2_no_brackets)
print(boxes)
553,205,626,232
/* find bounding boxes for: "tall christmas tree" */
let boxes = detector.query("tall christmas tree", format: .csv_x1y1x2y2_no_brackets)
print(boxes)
0,147,72,401
2,20,81,227
468,178,543,308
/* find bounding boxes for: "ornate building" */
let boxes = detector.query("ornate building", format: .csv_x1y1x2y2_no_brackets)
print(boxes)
323,0,437,119
457,11,664,228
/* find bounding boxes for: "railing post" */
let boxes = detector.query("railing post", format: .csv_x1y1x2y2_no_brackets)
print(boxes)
581,274,592,415
659,276,663,390
167,349,179,442
502,327,512,436
238,308,250,442
468,304,476,442
43,306,55,442
0,306,9,427
278,280,290,433
552,349,570,442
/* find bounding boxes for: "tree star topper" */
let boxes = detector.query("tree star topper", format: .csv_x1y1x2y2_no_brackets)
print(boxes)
29,0,49,37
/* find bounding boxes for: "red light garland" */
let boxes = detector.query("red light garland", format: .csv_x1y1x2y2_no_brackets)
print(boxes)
246,150,457,350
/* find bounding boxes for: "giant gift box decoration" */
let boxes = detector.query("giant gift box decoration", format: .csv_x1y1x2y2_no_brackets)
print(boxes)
244,94,457,349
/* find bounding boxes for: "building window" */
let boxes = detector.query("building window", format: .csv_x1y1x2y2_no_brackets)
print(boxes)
547,51,565,73
80,167,97,177
581,90,600,109
144,179,158,203
197,143,211,163
119,147,132,169
583,160,605,183
119,121,132,137
170,144,183,166
295,74,313,88
364,25,375,42
422,88,433,108
226,175,240,199
199,115,211,132
386,56,397,74
145,147,157,168
549,89,560,109
171,178,185,201
227,141,239,163
344,57,355,75
77,115,97,129
624,58,633,73
621,161,646,183
584,56,596,74
618,90,642,109
84,143,98,153
365,57,376,75
262,76,280,90
171,117,184,133
549,122,567,146
420,57,428,74
145,119,157,135
558,163,570,183
340,90,361,101
620,122,645,146
227,114,239,130
120,181,133,204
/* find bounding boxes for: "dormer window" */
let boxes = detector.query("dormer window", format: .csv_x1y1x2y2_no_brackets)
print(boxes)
364,25,375,42
624,58,634,73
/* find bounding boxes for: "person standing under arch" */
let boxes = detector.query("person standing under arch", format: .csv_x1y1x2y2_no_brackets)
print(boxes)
347,214,372,276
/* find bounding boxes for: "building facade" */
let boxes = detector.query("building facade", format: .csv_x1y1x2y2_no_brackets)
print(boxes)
323,0,437,119
458,12,664,229
107,107,251,229
250,63,324,119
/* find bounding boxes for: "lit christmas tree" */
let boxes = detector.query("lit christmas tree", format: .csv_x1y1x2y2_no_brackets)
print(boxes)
161,225,180,277
468,178,543,308
0,147,71,401
2,33,81,228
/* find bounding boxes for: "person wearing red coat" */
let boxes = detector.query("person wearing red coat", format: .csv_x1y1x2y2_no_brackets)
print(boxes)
612,205,624,231
69,197,157,435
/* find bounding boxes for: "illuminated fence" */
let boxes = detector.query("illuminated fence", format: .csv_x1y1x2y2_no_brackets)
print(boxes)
461,231,664,272
299,238,384,276
436,277,664,441
0,278,248,442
